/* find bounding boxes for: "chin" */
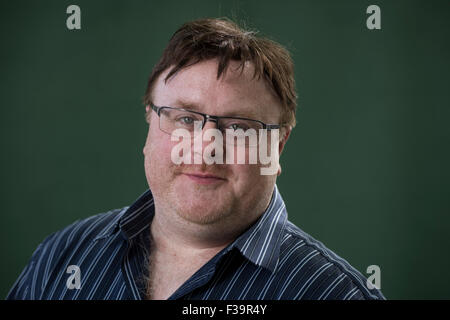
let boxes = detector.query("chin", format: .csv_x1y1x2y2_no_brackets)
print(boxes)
163,178,236,225
174,200,232,225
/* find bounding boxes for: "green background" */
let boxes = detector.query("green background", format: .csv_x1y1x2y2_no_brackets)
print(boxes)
1,0,449,299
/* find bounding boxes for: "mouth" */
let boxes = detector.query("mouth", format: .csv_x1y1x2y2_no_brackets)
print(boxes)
182,172,227,185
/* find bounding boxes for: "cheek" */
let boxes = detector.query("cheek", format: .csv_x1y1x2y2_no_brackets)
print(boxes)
229,163,272,192
144,121,173,156
227,163,276,214
144,128,175,180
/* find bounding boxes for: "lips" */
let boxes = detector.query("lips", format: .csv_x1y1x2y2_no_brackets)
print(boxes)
182,172,226,185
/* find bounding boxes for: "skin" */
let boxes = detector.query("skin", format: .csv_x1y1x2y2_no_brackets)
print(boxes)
142,58,291,299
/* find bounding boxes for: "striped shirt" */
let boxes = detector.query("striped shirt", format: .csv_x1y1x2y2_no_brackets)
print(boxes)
6,185,385,300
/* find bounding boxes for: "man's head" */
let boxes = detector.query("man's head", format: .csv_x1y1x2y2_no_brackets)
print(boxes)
144,18,297,129
142,18,297,232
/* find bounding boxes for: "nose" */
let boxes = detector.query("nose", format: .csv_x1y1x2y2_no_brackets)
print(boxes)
202,119,219,131
191,119,224,161
202,120,223,155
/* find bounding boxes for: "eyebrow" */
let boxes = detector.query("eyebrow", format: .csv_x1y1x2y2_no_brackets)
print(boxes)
172,98,260,120
173,99,203,112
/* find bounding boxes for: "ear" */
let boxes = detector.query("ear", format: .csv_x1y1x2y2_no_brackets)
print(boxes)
277,126,292,176
278,126,291,156
145,105,153,124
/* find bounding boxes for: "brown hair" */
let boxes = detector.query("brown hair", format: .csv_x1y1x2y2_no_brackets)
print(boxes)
143,17,297,128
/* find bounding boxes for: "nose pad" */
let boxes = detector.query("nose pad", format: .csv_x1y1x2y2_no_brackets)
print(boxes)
202,119,220,157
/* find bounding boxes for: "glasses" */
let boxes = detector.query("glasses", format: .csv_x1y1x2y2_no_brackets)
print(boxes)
150,104,280,147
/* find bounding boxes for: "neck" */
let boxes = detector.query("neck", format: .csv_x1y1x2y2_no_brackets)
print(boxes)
149,206,252,259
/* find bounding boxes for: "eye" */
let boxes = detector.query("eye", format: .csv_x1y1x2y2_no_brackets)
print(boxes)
177,116,195,125
228,123,249,131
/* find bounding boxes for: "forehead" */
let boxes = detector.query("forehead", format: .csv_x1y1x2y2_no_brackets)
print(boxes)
152,59,282,121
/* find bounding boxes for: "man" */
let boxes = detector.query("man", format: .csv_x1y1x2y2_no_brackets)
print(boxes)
7,18,385,300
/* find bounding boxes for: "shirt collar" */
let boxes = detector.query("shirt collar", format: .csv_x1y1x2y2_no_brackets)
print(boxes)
92,189,154,242
98,185,287,273
232,185,287,272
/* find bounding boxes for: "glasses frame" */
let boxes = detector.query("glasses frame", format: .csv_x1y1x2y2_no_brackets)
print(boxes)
150,104,281,134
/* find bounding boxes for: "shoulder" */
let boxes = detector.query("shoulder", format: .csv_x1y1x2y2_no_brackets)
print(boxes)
41,207,127,251
6,207,128,300
273,220,385,300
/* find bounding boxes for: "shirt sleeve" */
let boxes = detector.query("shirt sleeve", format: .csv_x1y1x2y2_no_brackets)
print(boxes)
5,232,57,300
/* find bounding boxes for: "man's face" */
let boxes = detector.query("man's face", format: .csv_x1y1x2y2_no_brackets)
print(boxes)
143,59,288,228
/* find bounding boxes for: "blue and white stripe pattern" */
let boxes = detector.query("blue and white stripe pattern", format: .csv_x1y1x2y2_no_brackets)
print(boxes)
6,185,385,300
